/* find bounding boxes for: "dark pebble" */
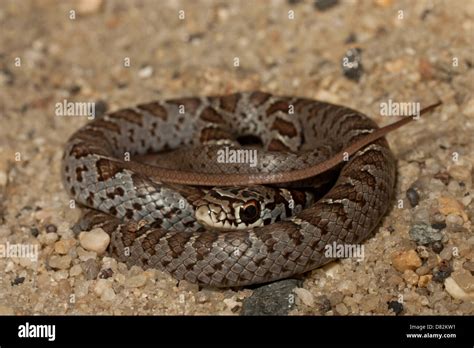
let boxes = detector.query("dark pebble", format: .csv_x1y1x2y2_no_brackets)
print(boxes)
387,300,403,315
94,100,108,118
434,171,450,185
432,261,452,283
99,268,114,279
341,48,363,82
431,222,447,230
68,85,81,95
241,279,301,315
287,0,303,4
81,259,100,280
406,187,420,207
431,241,444,253
45,224,57,233
314,0,339,11
30,227,39,237
11,276,25,286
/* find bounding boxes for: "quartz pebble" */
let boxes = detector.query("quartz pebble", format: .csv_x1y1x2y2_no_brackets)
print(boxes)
48,255,72,270
125,274,147,288
444,276,474,301
437,196,468,222
54,238,76,254
293,287,315,307
78,228,110,254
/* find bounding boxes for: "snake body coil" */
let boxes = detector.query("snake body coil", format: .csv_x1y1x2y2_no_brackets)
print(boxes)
62,92,396,287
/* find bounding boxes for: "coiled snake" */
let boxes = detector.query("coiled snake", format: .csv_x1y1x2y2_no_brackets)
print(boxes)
62,92,440,287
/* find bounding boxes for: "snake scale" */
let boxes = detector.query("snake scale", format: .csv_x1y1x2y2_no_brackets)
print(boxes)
62,91,439,287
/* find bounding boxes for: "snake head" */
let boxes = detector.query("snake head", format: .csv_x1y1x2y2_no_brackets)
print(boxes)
195,186,271,231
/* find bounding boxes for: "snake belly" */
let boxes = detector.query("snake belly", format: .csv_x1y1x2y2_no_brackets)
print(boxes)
62,92,396,287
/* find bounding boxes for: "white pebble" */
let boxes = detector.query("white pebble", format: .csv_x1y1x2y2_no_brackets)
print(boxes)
79,228,110,255
293,287,314,307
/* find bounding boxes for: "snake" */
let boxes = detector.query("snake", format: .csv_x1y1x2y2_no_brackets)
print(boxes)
61,91,440,287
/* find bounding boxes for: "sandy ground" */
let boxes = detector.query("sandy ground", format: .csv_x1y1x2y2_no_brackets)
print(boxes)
0,0,473,315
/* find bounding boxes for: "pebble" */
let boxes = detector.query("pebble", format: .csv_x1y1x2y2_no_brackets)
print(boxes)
81,259,100,280
94,279,113,298
223,297,241,312
74,247,95,263
314,0,339,11
403,270,419,285
431,241,444,254
11,276,25,286
416,246,430,259
341,48,363,82
124,274,147,288
463,261,474,273
78,228,110,255
409,223,443,245
447,165,471,183
451,269,474,293
433,261,453,283
77,0,103,15
45,224,57,233
418,275,433,287
391,250,422,272
241,279,300,315
138,65,154,79
439,245,455,261
444,276,474,301
437,196,468,222
69,264,82,277
406,187,420,207
431,222,447,230
54,238,76,255
360,294,379,312
75,279,90,298
336,279,357,295
293,287,315,307
41,232,58,245
48,255,72,270
98,268,114,279
416,265,432,276
387,300,403,315
335,303,349,315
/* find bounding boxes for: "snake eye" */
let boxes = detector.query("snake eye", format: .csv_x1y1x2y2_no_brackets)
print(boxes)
239,200,260,224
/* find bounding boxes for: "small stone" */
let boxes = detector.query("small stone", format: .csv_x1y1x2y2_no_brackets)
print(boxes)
433,261,453,283
416,246,430,259
360,294,379,312
42,232,58,245
69,264,82,277
138,65,154,79
387,274,404,286
94,278,112,296
418,275,432,287
439,245,454,261
431,241,444,253
77,0,103,15
29,227,39,237
335,303,349,315
81,259,100,280
75,279,90,298
315,295,332,314
54,238,76,254
48,255,72,270
341,48,363,82
101,287,116,302
45,224,57,233
451,269,474,292
403,270,419,285
98,268,114,279
431,222,447,230
463,261,474,272
313,0,338,11
437,196,468,222
195,290,211,304
406,187,420,207
79,228,110,254
416,265,431,276
444,277,474,301
387,300,403,315
11,276,25,286
241,279,300,315
448,165,471,183
409,223,443,245
391,250,422,272
124,274,147,288
293,287,315,307
76,246,97,261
